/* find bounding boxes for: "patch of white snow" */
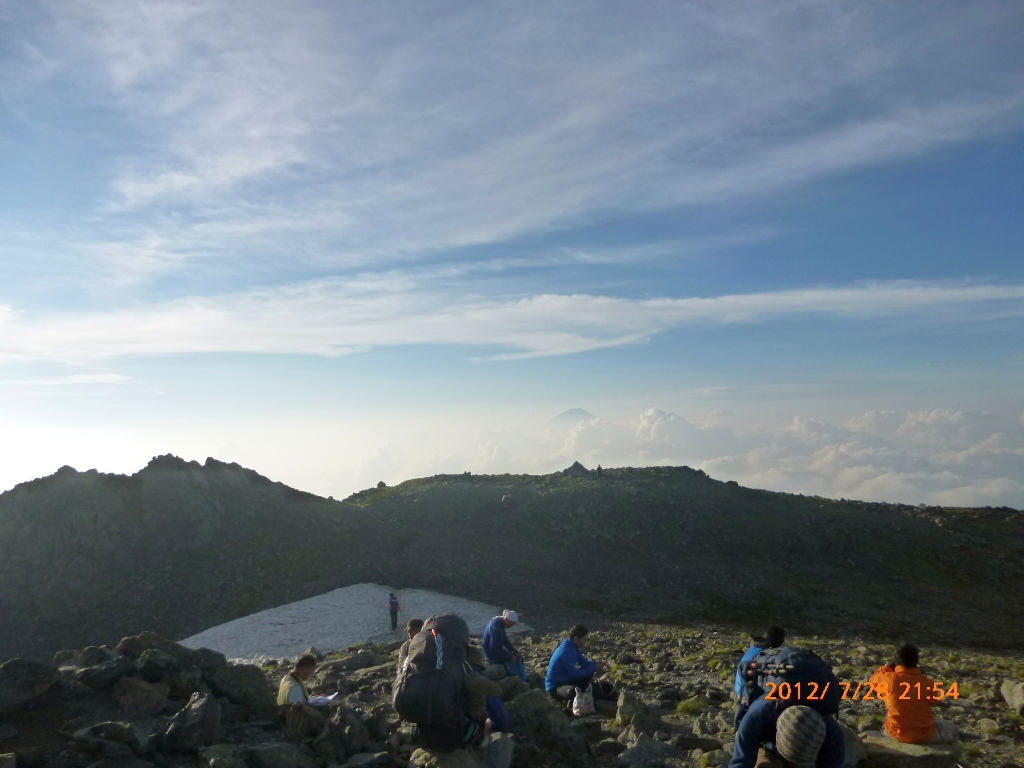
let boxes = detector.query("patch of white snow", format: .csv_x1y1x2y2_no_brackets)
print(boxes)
179,583,530,662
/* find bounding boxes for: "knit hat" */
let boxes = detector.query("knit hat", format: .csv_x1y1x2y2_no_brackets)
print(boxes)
502,609,519,623
775,706,826,768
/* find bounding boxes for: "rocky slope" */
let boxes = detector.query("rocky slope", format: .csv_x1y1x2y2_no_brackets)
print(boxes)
1,457,1023,660
1,621,1022,768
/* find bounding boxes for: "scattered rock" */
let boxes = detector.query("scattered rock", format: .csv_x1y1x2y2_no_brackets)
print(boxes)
76,658,135,691
239,742,320,768
205,664,274,710
162,692,221,753
999,679,1024,715
617,733,671,766
860,731,959,768
115,676,170,717
73,722,147,760
0,660,60,711
137,649,180,682
698,749,729,768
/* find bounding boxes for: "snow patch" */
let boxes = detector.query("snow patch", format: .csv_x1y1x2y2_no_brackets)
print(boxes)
179,583,530,662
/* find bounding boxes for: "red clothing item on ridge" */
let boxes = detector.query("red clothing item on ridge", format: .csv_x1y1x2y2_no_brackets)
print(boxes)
868,664,939,743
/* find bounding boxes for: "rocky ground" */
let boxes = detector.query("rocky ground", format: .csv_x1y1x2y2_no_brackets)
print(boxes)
2,621,1022,768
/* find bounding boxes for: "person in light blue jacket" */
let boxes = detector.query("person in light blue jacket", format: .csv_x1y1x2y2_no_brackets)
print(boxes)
544,624,608,699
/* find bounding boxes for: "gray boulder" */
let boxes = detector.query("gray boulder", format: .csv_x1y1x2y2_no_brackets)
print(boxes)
409,734,515,768
164,666,204,700
617,733,672,766
76,658,135,691
1000,679,1024,715
860,732,959,768
162,692,221,753
239,742,319,768
73,722,147,760
205,663,274,709
83,760,155,768
114,676,170,717
0,659,60,710
137,649,180,682
341,753,392,767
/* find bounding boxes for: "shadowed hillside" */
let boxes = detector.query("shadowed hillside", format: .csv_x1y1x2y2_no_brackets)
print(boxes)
1,456,1022,659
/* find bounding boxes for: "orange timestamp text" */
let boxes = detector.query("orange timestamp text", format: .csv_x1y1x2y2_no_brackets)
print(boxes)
764,681,960,702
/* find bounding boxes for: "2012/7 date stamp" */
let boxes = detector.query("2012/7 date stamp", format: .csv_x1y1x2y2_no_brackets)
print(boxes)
764,681,961,702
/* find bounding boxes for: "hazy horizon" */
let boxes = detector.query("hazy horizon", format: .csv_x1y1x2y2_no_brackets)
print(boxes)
2,2,1023,508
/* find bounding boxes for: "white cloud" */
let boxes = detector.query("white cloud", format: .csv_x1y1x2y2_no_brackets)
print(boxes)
7,2,1024,282
0,373,129,387
0,279,1020,362
331,406,1024,508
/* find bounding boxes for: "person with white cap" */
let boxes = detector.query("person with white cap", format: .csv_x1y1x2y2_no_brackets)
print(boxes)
482,609,527,681
729,701,844,768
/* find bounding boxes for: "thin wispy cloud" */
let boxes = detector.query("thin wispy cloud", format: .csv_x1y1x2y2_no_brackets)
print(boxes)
5,1,1023,287
0,373,129,387
0,280,1020,362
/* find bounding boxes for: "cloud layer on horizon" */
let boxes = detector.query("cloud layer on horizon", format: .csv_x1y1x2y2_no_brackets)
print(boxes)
347,407,1024,509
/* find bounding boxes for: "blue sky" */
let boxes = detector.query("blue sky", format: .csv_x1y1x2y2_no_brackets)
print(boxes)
2,1,1023,506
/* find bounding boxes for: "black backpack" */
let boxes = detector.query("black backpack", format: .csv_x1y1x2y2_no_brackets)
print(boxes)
742,645,840,717
392,613,470,752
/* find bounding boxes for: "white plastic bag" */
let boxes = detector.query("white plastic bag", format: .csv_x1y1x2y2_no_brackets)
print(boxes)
571,685,595,716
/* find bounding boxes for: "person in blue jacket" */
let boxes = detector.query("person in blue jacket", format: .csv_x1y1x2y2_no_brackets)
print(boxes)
544,624,608,699
735,625,786,697
729,700,844,768
483,609,527,681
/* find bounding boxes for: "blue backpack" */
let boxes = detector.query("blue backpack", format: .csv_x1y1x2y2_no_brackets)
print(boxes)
741,645,840,716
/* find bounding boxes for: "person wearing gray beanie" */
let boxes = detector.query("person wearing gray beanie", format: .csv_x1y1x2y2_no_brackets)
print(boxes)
728,699,844,768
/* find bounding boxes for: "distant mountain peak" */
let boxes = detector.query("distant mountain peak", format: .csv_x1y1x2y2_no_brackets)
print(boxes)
549,408,595,425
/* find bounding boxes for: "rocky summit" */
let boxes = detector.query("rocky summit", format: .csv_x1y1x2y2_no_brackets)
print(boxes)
1,457,1023,660
1,622,1022,768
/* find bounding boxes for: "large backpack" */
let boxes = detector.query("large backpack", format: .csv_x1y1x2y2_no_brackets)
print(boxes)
741,645,840,717
392,613,470,752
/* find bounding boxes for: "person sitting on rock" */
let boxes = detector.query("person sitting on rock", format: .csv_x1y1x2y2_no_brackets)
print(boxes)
868,643,958,745
735,625,786,698
545,624,608,700
277,654,317,705
398,618,424,666
483,609,527,682
729,702,845,768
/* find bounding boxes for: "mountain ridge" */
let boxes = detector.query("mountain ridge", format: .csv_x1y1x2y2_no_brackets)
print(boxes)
1,456,1022,661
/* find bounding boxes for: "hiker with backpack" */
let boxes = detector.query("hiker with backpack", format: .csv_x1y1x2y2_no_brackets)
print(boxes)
735,625,786,697
393,613,492,752
277,654,317,705
544,624,608,700
483,609,527,682
731,643,844,768
868,643,958,745
386,592,402,631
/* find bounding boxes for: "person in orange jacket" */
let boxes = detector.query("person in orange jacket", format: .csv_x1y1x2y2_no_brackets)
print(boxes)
868,643,958,744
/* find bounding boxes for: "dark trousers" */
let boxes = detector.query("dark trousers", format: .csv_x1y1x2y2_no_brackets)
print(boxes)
389,610,398,630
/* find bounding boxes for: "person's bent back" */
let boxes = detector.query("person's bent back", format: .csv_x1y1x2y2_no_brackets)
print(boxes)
868,643,957,744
